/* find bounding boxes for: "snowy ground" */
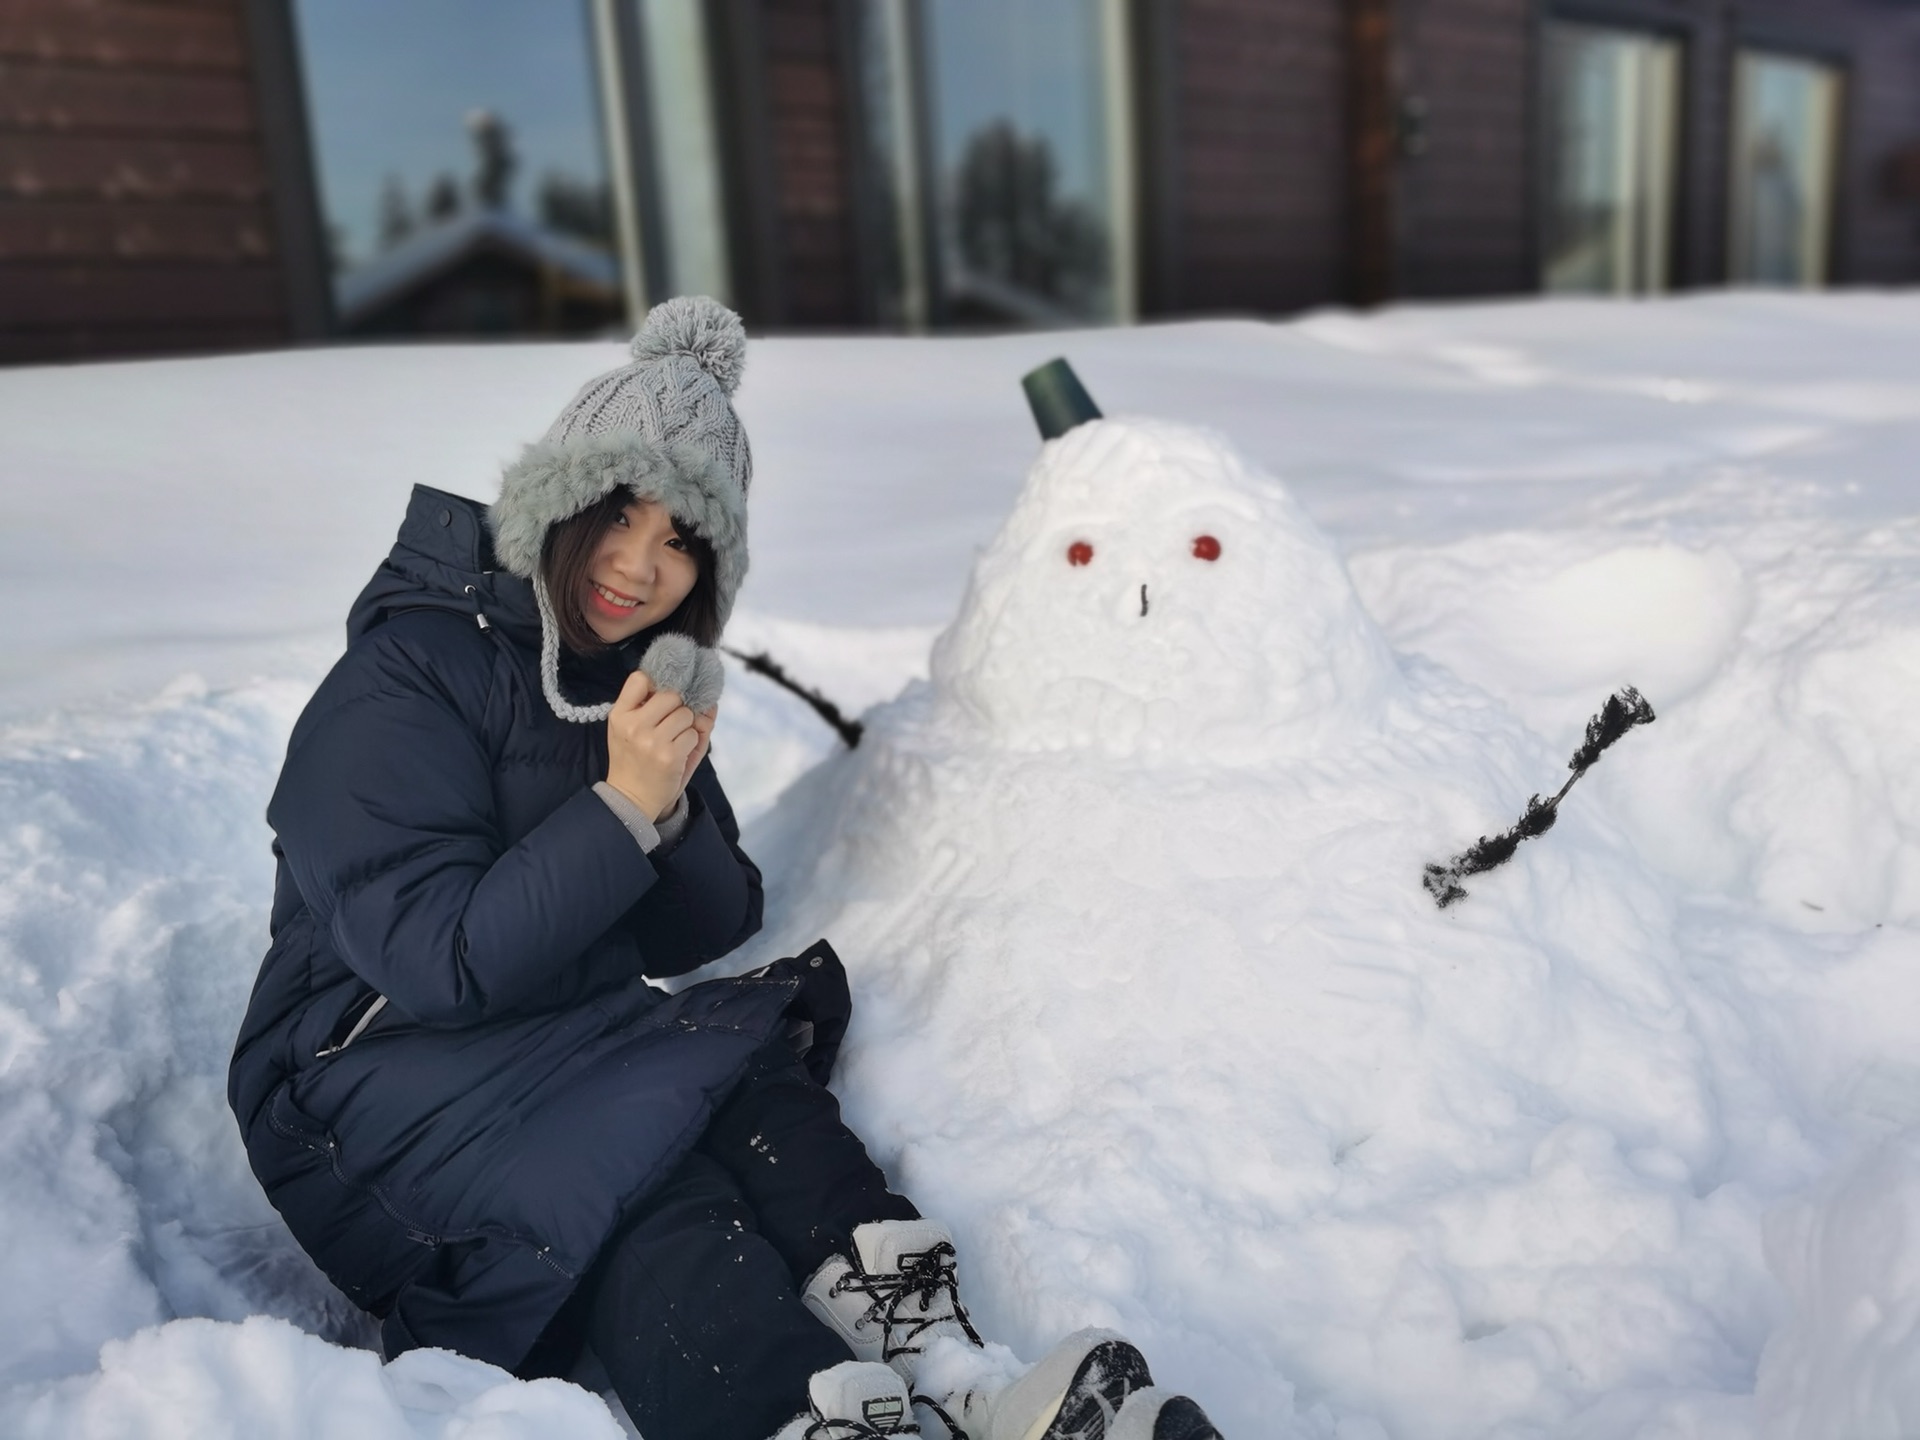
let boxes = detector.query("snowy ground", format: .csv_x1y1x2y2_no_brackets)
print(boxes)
2,293,1918,1437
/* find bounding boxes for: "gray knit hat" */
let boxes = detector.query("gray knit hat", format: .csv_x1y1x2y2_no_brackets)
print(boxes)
491,295,748,722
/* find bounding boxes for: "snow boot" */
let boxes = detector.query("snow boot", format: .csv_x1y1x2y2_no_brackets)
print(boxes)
1108,1389,1224,1440
803,1219,984,1376
969,1328,1155,1440
770,1360,921,1440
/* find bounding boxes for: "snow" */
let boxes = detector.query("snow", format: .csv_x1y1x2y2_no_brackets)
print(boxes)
2,292,1918,1437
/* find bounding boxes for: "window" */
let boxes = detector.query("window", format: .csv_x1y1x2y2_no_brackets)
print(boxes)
860,0,1136,328
293,0,627,336
1543,23,1681,295
1728,51,1842,287
622,0,732,306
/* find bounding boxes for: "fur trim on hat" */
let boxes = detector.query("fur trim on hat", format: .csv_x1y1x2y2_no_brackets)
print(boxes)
490,429,747,624
630,295,747,395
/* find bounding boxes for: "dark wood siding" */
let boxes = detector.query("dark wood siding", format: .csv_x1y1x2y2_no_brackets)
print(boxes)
1165,0,1350,314
1394,0,1536,298
0,0,295,363
761,0,860,324
713,0,862,328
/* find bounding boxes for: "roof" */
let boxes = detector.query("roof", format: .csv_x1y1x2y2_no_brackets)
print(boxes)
335,208,622,327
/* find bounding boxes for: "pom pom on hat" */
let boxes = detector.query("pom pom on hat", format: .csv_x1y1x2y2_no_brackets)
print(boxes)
637,632,726,714
631,295,747,396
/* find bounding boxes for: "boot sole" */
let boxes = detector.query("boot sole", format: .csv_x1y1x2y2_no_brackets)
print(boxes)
1022,1338,1155,1440
1148,1395,1222,1440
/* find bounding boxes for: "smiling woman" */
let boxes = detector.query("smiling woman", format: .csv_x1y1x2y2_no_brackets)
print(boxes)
542,491,719,652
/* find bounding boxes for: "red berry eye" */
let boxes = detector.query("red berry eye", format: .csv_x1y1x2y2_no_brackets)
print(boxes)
1067,541,1094,566
1192,535,1221,561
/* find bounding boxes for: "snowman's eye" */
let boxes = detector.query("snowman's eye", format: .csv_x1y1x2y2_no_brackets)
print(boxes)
1191,535,1222,561
1066,541,1094,567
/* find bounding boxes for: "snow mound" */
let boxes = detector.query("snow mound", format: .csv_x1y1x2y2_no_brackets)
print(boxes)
4,299,1920,1437
0,679,367,1387
740,410,1909,1436
0,1316,624,1439
1754,1129,1920,1440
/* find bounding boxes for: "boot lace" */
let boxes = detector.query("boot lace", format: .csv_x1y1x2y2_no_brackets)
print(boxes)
829,1241,984,1361
803,1417,920,1440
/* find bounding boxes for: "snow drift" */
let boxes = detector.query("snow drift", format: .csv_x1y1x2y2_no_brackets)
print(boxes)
2,294,1919,1438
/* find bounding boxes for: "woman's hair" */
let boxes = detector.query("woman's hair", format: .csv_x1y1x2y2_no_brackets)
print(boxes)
540,489,722,652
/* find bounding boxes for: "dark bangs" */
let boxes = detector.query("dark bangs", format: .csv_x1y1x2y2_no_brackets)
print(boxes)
541,491,722,654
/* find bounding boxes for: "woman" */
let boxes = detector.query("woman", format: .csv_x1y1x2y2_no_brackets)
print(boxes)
229,298,1219,1440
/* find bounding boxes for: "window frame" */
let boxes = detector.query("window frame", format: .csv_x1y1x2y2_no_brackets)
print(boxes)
1533,1,1701,296
882,0,1142,330
1722,36,1850,288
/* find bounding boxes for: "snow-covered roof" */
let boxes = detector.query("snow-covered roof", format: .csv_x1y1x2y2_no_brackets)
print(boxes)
333,208,622,326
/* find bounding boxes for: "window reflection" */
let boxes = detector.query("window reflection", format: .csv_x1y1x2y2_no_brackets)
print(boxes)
292,0,626,335
1729,52,1841,287
1543,23,1680,295
866,0,1131,328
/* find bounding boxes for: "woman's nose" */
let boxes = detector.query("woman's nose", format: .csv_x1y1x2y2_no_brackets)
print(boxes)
614,540,654,582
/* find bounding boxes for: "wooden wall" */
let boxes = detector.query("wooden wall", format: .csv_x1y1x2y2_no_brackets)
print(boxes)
760,0,861,324
1148,0,1918,312
0,0,301,364
713,0,863,328
1157,0,1351,314
1393,0,1537,298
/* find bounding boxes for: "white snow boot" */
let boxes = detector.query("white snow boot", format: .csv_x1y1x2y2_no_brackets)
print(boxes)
803,1219,985,1376
770,1359,921,1440
1108,1388,1224,1440
801,1223,1164,1439
968,1328,1155,1440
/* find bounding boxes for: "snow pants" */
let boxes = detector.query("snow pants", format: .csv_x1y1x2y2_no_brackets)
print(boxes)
565,1047,919,1440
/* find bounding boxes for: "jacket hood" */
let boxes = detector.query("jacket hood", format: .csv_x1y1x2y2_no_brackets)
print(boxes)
348,485,538,649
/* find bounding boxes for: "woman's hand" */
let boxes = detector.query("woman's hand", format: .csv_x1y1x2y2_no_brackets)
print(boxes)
606,671,700,820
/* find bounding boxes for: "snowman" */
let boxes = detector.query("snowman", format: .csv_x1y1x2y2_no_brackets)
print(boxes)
743,365,1761,1437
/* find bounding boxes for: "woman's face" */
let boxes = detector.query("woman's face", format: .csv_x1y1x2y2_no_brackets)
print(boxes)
581,497,700,644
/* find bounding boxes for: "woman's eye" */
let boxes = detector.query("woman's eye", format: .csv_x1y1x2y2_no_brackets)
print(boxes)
1191,535,1221,561
666,536,688,553
1067,541,1094,567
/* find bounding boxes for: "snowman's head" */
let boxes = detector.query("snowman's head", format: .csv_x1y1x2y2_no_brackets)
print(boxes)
929,413,1398,763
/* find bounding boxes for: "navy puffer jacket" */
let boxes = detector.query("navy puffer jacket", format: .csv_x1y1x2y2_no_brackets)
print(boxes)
230,485,827,1372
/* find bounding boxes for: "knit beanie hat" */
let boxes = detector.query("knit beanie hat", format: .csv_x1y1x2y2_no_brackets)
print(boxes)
490,294,749,723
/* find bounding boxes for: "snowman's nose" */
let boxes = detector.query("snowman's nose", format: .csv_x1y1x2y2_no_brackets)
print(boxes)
1139,582,1149,618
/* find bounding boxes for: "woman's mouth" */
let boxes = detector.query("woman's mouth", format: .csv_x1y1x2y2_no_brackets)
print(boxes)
588,580,642,615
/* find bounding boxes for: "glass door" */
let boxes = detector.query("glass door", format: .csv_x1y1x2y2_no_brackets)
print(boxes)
1543,23,1681,295
1728,51,1842,287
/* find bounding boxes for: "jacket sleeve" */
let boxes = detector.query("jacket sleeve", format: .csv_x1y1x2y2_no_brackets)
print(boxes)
625,754,765,979
269,636,659,1026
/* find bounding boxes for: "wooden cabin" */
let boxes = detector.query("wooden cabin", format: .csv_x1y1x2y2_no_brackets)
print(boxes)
1,0,1915,365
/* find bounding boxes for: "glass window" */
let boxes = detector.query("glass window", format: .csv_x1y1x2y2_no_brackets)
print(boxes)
631,0,731,304
292,0,628,336
1543,23,1680,295
863,0,1135,328
1728,51,1842,287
